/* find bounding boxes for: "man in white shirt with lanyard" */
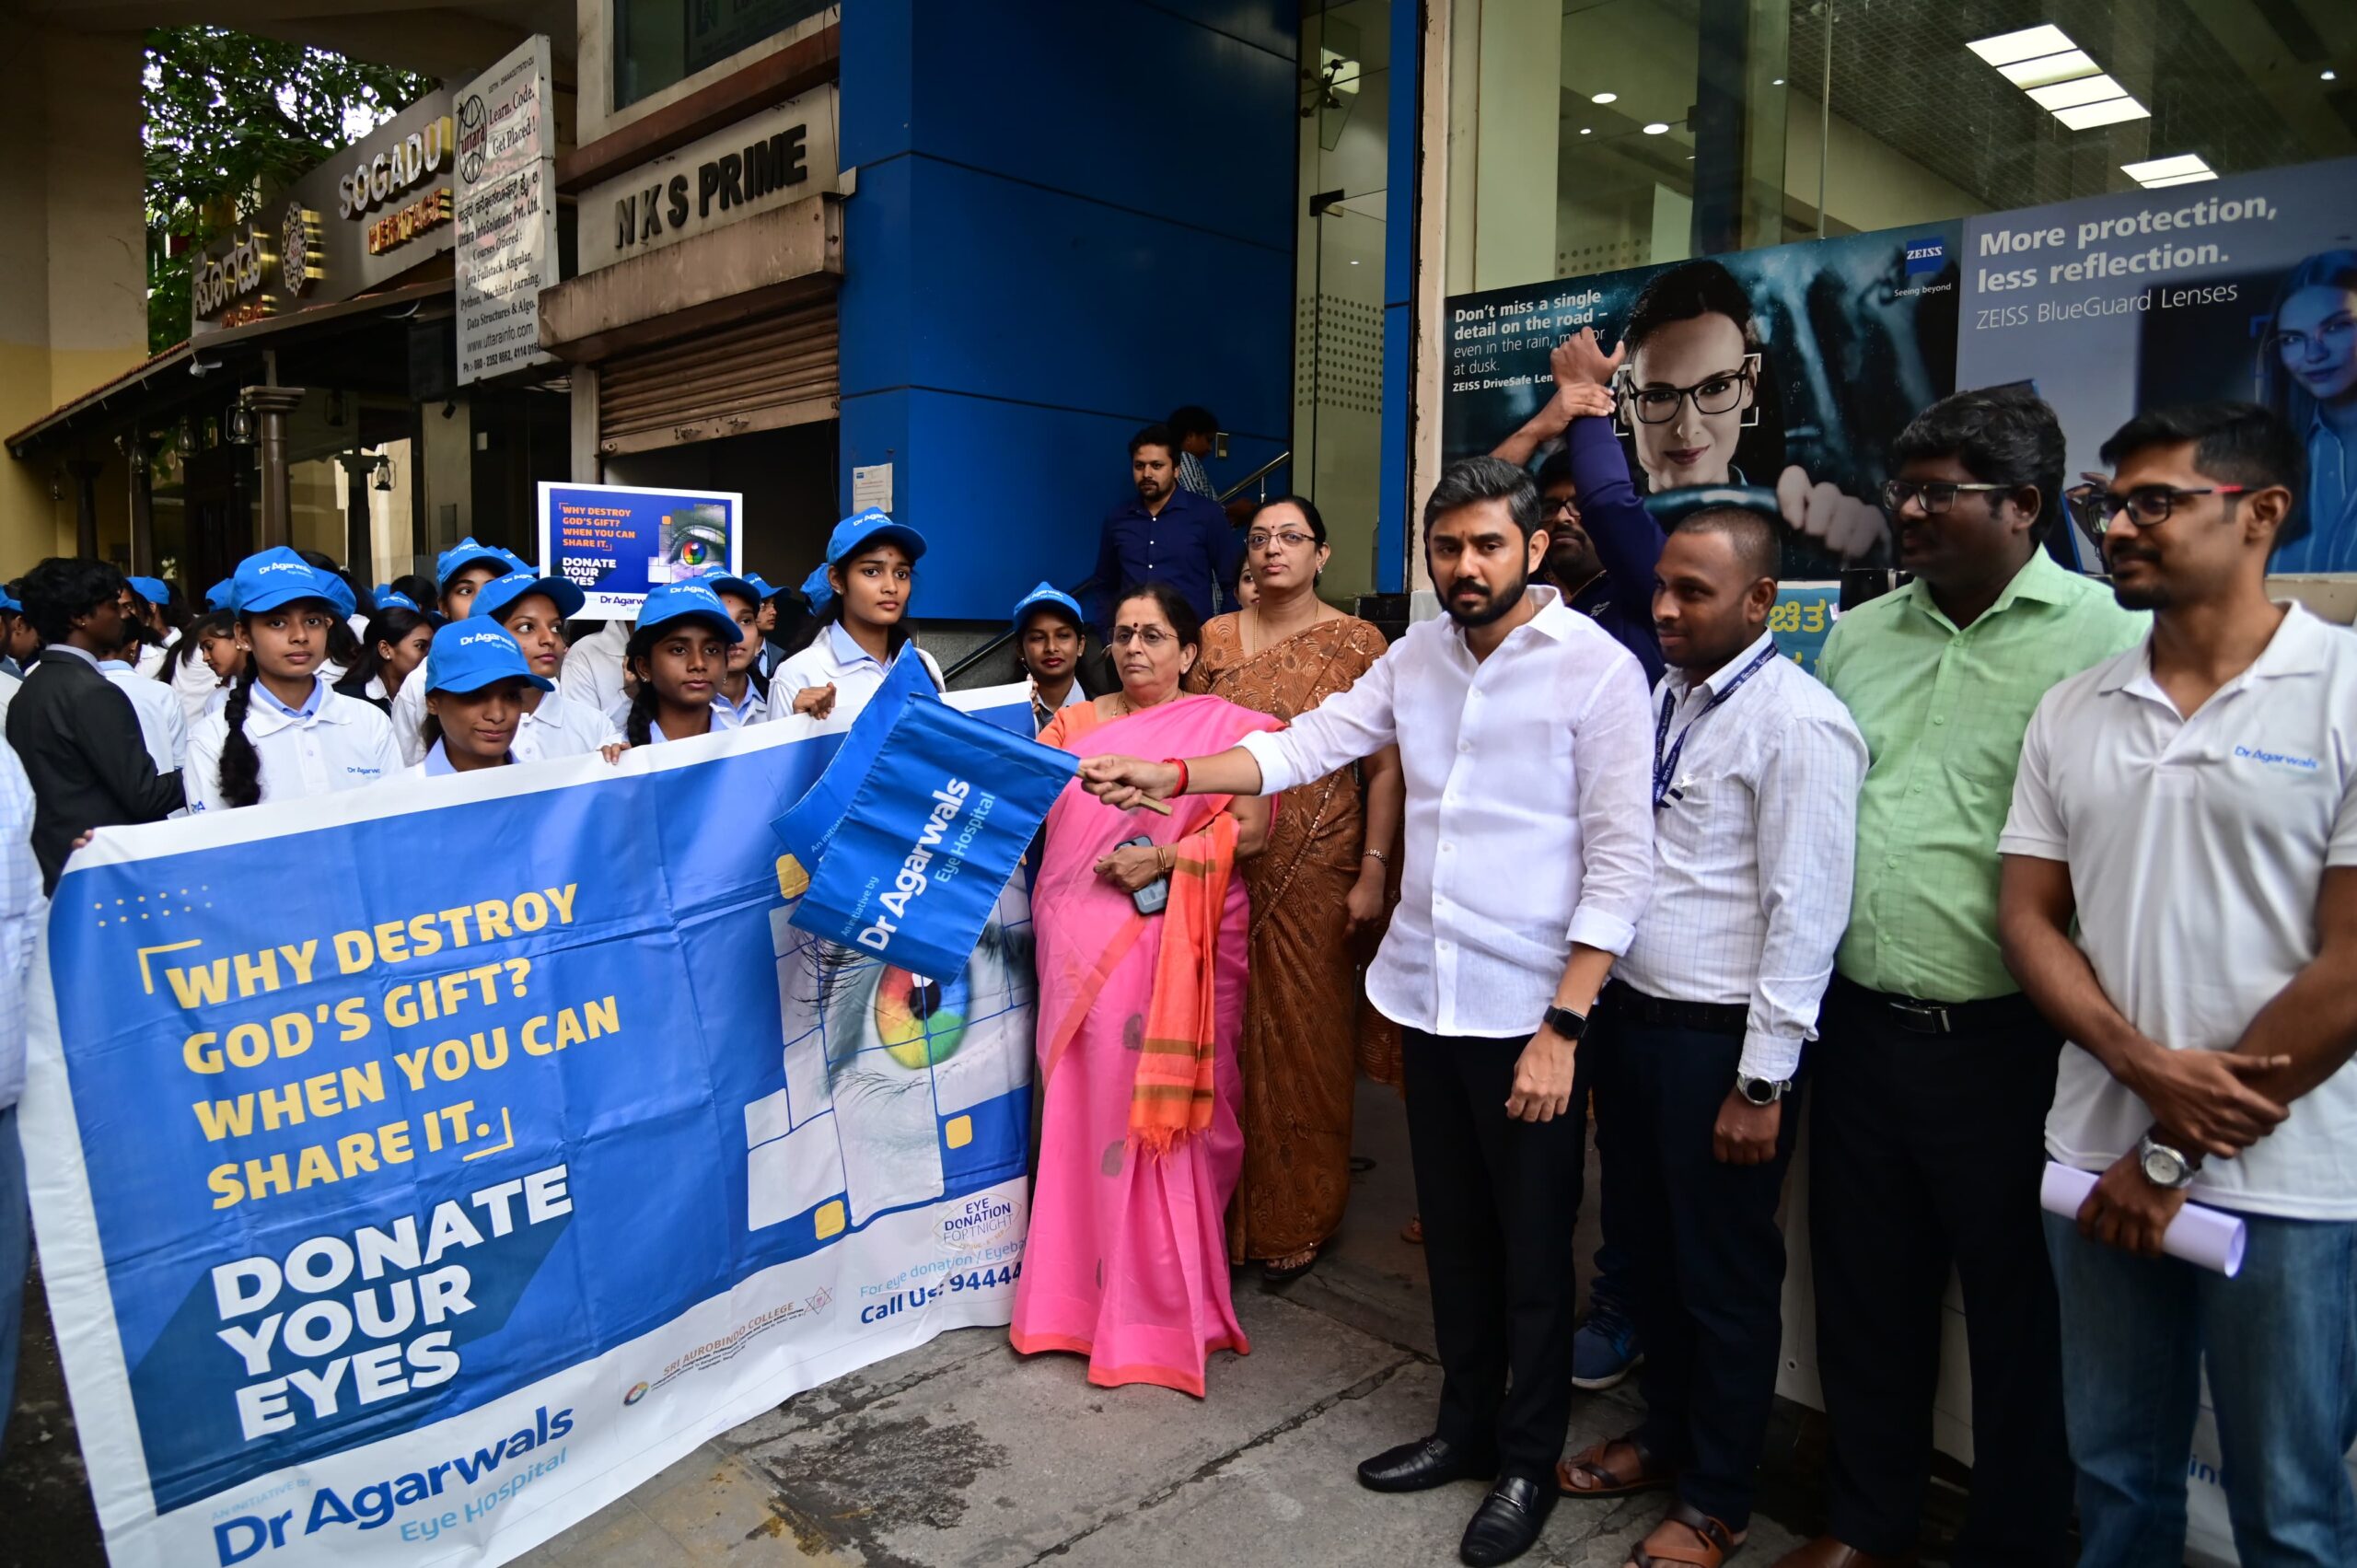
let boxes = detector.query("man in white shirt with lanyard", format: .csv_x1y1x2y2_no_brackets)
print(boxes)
1999,401,2357,1566
1554,508,1864,1568
1081,456,1655,1568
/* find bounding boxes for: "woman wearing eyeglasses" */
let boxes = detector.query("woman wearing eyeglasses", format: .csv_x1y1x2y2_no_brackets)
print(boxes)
1014,581,1278,1396
1178,498,1406,1286
2259,250,2357,574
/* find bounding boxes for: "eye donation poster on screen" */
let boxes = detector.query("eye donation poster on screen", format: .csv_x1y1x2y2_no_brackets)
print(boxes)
21,685,1042,1568
538,481,741,619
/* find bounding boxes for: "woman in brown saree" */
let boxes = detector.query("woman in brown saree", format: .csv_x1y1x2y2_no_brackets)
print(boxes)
1188,496,1404,1282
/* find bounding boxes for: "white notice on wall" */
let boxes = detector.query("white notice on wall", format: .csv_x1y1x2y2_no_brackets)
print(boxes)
455,35,560,384
852,464,894,516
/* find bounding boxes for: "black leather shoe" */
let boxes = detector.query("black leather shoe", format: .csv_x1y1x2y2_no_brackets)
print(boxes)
1355,1435,1498,1493
1458,1474,1554,1566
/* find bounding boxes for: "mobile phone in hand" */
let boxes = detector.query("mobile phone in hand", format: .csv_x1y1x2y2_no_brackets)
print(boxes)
1120,834,1169,915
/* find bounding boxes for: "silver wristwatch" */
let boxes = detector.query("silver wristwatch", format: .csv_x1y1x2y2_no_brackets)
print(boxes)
2136,1131,2199,1191
1735,1073,1789,1106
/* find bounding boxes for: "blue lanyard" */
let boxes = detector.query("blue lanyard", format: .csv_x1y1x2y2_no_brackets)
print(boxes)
1653,645,1776,808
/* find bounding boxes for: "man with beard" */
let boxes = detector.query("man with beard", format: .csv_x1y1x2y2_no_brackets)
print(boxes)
2002,402,2357,1566
1779,387,2143,1568
1092,422,1241,639
6,557,186,891
1076,455,1655,1567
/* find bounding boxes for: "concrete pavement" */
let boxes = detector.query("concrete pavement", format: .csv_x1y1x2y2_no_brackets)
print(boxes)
4,1080,1974,1567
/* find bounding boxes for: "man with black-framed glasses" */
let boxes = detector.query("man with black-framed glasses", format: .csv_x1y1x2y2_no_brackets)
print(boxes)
1776,387,2144,1568
2002,401,2357,1566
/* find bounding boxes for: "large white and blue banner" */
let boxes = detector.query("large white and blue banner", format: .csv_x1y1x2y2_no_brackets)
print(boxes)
21,686,1039,1568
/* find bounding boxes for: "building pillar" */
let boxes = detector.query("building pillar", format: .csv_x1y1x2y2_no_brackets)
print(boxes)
337,449,374,581
128,436,155,574
246,386,306,549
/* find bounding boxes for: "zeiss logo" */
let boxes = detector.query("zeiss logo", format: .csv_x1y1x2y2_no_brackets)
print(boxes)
2234,744,2319,771
1904,237,1945,274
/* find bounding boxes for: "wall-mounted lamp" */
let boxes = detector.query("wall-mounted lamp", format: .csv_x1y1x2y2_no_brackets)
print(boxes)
372,453,394,492
224,402,258,445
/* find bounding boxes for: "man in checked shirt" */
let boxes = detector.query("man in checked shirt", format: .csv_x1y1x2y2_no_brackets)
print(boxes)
1555,507,1864,1568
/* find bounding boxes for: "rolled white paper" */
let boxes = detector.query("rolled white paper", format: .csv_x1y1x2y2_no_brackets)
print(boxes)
2040,1161,2247,1277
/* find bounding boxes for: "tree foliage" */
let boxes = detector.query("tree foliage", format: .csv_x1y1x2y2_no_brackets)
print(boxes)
143,27,434,354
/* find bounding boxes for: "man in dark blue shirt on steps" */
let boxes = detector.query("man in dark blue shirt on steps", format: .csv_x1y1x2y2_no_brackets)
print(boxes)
1094,424,1241,636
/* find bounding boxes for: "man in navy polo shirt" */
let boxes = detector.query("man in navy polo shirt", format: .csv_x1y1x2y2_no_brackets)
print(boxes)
1093,423,1241,637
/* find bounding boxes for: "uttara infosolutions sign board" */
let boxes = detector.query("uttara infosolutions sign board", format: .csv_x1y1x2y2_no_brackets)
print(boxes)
191,88,459,337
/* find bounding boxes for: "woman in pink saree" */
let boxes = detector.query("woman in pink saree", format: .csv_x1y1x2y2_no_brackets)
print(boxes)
1012,583,1277,1396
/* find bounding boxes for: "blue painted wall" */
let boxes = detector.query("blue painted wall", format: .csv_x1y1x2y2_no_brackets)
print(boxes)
839,0,1298,619
1376,0,1416,593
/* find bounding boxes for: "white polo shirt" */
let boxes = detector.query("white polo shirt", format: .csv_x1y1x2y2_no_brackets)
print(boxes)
514,689,623,762
100,659,191,774
2000,603,2357,1219
186,676,403,812
761,623,946,732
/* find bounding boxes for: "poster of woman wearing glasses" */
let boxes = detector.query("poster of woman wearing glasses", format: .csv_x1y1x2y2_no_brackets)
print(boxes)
1440,222,1963,579
1953,156,2357,575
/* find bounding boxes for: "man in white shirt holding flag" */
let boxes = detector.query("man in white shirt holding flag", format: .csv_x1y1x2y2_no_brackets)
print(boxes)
1080,455,1655,1568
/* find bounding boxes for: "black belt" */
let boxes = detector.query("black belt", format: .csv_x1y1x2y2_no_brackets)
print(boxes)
1831,974,2043,1036
1600,980,1747,1038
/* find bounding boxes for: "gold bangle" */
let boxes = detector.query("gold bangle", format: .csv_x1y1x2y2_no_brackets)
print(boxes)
1363,849,1389,868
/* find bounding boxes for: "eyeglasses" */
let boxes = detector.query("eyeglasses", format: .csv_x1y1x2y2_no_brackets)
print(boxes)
1620,361,1755,424
1244,529,1318,552
2064,482,2248,533
1111,625,1176,648
1878,478,2017,515
1541,494,1582,519
2267,314,2354,361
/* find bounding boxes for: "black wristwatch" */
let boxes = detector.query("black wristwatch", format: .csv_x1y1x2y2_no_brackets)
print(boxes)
1541,1004,1589,1041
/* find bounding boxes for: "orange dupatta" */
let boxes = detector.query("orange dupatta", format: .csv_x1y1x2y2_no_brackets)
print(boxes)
1130,810,1239,1154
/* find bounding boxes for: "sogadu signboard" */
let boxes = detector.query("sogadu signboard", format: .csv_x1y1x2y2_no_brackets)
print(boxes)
576,83,841,274
191,88,459,337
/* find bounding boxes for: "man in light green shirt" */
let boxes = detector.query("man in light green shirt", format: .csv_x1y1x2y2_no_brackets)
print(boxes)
1775,389,2143,1568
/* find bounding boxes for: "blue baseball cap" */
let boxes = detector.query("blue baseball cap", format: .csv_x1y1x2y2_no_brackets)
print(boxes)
435,536,524,590
228,548,344,616
800,563,834,612
742,573,780,601
692,571,761,607
471,568,586,625
205,577,235,611
0,588,19,614
825,508,925,566
126,575,171,608
635,579,743,644
1011,582,1084,633
423,620,554,696
374,588,421,613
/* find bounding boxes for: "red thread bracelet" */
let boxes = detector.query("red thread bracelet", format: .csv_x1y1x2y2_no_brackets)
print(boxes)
1162,757,1190,796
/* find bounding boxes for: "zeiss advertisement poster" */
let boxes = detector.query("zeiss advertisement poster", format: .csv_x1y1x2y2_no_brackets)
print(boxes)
20,691,1039,1568
536,482,742,619
1956,156,2357,575
1442,223,1963,579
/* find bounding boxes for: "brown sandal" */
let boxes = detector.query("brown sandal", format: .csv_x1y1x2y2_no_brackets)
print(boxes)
1627,1502,1743,1567
1556,1433,1672,1498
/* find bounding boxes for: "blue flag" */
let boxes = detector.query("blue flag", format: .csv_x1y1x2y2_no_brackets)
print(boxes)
787,698,1076,981
771,645,939,869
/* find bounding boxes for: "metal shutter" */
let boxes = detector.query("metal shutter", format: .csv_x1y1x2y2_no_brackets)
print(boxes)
597,296,837,456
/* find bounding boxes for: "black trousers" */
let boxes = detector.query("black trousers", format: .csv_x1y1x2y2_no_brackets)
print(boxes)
1590,994,1802,1530
1808,976,2073,1566
1401,1027,1587,1482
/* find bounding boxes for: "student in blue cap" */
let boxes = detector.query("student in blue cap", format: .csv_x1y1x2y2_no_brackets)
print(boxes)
462,567,621,761
697,573,770,726
123,575,182,680
186,549,401,812
164,609,243,725
619,580,744,746
765,509,943,727
408,621,549,777
433,537,525,622
1011,581,1092,735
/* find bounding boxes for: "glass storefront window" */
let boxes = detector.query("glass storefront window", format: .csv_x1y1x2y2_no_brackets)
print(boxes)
1448,0,2356,287
615,0,832,110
